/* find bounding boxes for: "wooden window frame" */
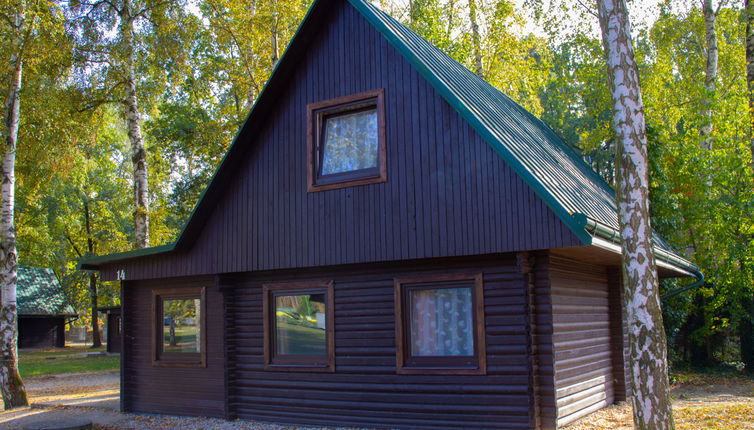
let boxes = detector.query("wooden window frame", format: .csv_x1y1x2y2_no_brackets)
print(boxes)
263,281,335,372
394,273,486,375
307,89,387,192
152,287,207,368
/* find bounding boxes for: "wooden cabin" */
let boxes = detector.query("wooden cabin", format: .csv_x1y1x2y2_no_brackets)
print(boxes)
17,266,76,349
80,0,700,428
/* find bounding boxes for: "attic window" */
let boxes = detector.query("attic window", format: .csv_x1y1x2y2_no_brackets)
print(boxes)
307,89,387,192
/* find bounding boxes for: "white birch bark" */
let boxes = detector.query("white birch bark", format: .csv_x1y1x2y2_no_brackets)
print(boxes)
700,0,719,150
468,0,484,78
120,0,150,249
596,0,674,428
0,1,28,409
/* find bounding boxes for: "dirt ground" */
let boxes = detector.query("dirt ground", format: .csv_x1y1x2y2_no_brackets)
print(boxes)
567,374,754,429
2,371,753,429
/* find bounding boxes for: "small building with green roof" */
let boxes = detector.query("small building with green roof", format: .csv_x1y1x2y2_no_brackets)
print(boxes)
17,266,76,349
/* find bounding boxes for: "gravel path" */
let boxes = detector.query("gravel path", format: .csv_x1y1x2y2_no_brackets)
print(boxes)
1,371,364,429
25,371,120,403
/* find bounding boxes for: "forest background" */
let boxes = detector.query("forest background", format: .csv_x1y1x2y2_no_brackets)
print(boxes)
2,0,752,371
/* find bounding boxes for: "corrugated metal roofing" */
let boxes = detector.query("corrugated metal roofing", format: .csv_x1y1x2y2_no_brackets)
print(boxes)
17,266,75,316
352,0,676,253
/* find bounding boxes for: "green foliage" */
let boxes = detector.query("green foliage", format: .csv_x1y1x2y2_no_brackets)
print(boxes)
0,0,749,370
535,2,754,366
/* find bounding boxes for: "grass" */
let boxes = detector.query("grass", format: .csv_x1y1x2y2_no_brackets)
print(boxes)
162,326,198,353
276,320,326,355
19,346,119,377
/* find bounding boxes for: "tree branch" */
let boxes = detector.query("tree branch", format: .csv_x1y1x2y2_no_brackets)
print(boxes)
65,234,84,258
575,0,598,18
715,0,729,15
133,0,171,21
77,98,123,112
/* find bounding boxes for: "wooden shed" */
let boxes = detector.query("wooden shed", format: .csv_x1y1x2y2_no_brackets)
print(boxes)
17,266,76,349
98,306,122,353
80,0,700,427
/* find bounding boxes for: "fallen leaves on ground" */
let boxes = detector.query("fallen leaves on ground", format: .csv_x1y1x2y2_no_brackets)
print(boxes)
567,375,754,429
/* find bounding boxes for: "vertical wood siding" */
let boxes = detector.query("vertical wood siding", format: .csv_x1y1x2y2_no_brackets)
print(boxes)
121,277,226,417
225,256,534,429
549,256,615,427
99,0,581,282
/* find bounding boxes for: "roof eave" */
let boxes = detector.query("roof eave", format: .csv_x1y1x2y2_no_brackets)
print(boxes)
77,244,175,270
573,213,701,279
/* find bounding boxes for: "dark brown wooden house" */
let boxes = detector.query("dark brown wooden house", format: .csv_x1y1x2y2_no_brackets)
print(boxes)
17,266,76,349
80,0,701,428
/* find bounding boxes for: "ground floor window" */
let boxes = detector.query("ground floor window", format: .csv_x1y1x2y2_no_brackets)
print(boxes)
263,281,335,372
394,273,486,374
152,287,206,367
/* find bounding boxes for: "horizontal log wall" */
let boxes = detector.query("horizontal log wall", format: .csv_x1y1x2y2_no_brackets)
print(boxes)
225,256,534,429
99,0,581,282
607,267,628,402
549,256,615,427
528,252,557,429
121,277,226,418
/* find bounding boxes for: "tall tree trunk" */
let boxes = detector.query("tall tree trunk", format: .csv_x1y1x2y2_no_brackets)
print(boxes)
746,0,754,176
596,0,674,429
0,2,28,410
270,12,280,66
700,0,718,150
84,200,101,348
468,0,484,77
121,0,150,249
169,318,176,346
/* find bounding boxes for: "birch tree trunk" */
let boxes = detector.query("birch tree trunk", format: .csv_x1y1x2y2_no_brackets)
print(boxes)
120,0,150,249
746,0,754,176
0,1,28,409
596,0,674,428
468,0,484,78
700,0,718,150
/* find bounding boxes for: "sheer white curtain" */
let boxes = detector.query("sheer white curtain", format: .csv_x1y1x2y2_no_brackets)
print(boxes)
409,288,473,356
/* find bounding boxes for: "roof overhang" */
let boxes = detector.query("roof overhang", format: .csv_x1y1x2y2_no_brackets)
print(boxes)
565,213,702,282
78,244,174,270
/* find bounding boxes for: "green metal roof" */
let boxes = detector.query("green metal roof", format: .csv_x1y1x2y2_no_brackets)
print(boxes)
17,266,76,316
351,0,680,253
80,0,697,277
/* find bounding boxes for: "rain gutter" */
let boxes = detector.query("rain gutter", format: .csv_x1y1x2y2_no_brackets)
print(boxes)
571,213,704,298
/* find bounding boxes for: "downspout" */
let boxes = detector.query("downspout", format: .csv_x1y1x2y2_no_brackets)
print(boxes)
571,213,705,298
661,269,705,300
